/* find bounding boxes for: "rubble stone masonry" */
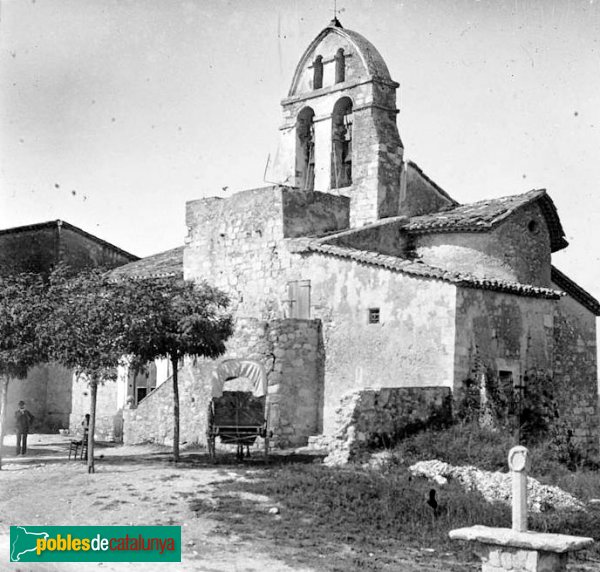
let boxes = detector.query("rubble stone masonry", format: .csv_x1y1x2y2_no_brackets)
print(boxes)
123,318,323,448
324,386,452,465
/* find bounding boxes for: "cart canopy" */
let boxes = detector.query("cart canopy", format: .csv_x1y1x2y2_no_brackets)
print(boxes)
211,359,267,398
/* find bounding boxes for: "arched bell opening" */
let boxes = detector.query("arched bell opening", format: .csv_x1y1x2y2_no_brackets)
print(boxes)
295,106,316,190
331,97,353,189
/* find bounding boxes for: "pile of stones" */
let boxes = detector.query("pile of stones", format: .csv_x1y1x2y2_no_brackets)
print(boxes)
409,459,585,513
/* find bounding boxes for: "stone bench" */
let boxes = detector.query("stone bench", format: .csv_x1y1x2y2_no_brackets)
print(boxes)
450,446,594,572
450,525,593,572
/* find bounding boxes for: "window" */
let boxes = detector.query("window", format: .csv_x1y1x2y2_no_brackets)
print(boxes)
335,48,346,83
295,107,315,190
498,370,514,387
368,308,380,324
331,97,353,188
313,56,323,89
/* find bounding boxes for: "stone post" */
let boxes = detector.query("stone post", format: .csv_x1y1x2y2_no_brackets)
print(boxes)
508,446,530,532
449,446,593,572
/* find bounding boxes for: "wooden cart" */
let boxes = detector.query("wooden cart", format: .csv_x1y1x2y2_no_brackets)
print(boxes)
207,391,269,459
206,359,270,460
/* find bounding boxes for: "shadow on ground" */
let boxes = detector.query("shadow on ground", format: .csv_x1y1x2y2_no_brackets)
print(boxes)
0,434,326,471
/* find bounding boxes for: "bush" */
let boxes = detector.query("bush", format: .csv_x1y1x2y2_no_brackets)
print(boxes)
393,422,514,472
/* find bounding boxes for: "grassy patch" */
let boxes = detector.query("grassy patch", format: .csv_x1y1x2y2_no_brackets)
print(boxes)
195,463,508,570
190,426,600,570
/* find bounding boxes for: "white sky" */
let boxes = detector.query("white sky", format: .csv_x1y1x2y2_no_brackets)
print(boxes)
1,0,599,298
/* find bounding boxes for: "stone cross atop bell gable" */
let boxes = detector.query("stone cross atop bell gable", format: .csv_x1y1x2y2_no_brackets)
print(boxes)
268,22,404,227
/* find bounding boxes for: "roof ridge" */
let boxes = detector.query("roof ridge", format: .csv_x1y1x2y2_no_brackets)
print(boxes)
404,188,566,253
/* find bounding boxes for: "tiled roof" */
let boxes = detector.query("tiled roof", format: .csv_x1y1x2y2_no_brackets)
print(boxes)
404,189,568,253
303,242,563,300
109,246,183,279
551,266,600,316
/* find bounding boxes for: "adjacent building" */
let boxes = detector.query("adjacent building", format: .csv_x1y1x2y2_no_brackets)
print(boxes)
0,220,138,432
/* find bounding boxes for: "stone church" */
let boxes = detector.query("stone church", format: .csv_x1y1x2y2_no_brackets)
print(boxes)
74,20,599,453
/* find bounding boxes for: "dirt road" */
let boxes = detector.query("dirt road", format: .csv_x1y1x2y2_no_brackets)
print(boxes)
0,435,466,572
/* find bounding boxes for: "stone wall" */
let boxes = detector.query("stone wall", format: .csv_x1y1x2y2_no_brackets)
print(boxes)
5,366,49,434
40,364,72,430
323,216,408,257
281,189,349,238
58,226,136,270
4,364,72,434
123,369,200,447
414,203,552,287
400,161,456,217
123,318,324,448
184,186,348,320
69,374,122,441
290,251,457,434
551,293,599,453
454,288,554,393
0,222,136,277
0,226,58,276
324,387,452,465
452,287,599,454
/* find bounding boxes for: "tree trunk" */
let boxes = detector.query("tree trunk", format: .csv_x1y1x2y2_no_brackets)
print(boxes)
0,375,9,471
172,355,180,463
88,377,98,474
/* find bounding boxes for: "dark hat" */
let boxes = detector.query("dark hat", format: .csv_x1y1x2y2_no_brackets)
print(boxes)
18,400,25,406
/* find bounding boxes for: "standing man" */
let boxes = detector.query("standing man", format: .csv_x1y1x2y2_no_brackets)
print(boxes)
14,401,34,456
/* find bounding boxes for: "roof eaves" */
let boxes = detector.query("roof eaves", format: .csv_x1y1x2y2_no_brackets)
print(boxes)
305,242,563,300
403,189,569,253
108,246,183,279
486,189,546,227
551,266,600,315
537,194,568,252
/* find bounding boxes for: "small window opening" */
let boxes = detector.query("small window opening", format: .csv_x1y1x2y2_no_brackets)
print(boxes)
331,97,353,188
528,220,538,233
368,308,380,324
313,56,323,89
335,48,346,83
498,370,514,387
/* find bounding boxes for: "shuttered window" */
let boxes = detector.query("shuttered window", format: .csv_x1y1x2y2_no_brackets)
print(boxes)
287,280,311,319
